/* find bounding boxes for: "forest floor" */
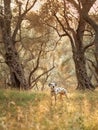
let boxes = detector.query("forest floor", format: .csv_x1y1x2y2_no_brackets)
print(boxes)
0,88,98,130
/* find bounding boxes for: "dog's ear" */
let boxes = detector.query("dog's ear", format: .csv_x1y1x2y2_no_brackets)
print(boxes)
48,82,57,87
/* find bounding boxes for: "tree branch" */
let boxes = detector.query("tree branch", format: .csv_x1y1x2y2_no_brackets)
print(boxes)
87,58,97,71
28,43,43,86
54,14,75,50
12,0,37,42
29,66,55,89
83,41,94,52
63,0,73,29
83,14,98,32
46,22,66,37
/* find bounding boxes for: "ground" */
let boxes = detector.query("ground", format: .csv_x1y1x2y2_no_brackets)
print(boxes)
0,89,98,130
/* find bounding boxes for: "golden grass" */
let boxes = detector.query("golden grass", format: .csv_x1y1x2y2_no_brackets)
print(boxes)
0,89,98,130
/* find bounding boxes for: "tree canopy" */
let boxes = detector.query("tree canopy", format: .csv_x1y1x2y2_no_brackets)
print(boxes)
0,0,98,90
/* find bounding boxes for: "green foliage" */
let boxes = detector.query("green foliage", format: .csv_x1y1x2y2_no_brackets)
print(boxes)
0,90,46,107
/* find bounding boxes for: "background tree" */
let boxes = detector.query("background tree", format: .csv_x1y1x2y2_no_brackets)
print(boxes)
39,0,96,90
0,1,56,90
0,0,97,90
82,1,98,77
0,0,37,89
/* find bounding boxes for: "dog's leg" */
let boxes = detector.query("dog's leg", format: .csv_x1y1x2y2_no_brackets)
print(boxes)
50,92,53,106
51,96,53,106
60,94,63,101
54,94,57,105
65,93,68,99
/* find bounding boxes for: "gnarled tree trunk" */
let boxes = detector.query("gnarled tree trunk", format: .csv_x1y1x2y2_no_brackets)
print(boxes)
73,8,95,90
83,14,98,70
73,50,95,90
3,34,29,89
4,41,28,89
0,0,29,89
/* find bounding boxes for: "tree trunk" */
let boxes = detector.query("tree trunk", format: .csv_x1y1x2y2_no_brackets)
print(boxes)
4,39,29,90
73,11,95,90
0,0,29,90
10,71,20,89
94,30,98,69
73,50,95,90
83,14,98,70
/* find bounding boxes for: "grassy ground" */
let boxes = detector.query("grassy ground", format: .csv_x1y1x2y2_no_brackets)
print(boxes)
0,89,98,130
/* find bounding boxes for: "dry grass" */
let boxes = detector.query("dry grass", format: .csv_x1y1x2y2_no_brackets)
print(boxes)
0,89,98,130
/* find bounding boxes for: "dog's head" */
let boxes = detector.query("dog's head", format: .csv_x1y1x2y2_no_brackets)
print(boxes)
48,82,57,88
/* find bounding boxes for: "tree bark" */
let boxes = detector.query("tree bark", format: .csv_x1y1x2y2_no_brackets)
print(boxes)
94,32,98,69
51,3,95,90
0,0,29,89
3,37,29,89
83,14,98,69
72,12,94,90
10,71,20,89
73,50,95,90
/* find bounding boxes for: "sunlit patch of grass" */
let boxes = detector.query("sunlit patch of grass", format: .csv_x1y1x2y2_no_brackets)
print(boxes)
0,89,98,129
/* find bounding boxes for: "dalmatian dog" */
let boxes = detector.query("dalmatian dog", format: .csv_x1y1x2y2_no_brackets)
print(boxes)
48,82,68,105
